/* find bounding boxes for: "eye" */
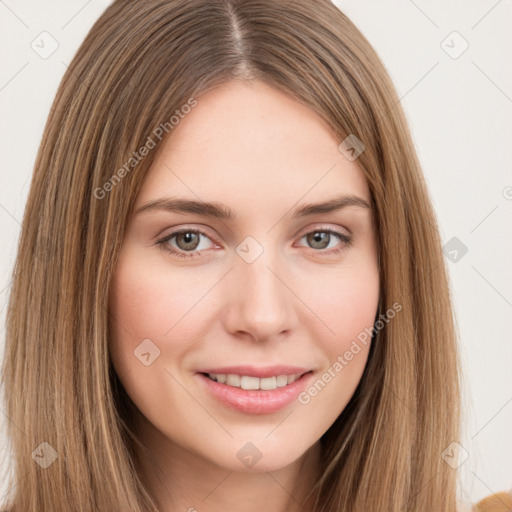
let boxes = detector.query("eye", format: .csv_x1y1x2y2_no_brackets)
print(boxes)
296,228,353,255
156,228,217,259
156,226,353,260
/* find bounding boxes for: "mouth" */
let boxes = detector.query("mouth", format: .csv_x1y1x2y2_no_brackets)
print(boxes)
195,367,314,414
201,371,308,390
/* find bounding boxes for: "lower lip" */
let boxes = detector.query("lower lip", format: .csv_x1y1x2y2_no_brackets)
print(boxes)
197,372,314,414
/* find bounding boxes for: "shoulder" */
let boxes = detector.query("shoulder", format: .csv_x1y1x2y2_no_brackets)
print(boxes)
472,490,512,511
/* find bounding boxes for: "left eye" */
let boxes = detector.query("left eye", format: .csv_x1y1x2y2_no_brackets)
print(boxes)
156,228,352,259
297,229,352,251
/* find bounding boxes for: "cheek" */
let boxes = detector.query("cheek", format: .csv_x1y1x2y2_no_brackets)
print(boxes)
294,261,379,412
109,252,206,348
301,263,380,346
108,252,184,376
107,254,205,426
107,250,223,395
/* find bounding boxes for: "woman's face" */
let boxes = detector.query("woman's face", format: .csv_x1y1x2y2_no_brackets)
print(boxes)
109,80,380,473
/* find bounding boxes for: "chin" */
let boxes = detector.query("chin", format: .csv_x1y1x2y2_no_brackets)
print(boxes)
217,437,314,474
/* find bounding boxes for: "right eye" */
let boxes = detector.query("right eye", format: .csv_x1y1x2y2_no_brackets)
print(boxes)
156,228,218,259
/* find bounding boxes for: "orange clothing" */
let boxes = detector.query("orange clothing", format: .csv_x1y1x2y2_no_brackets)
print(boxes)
473,491,512,511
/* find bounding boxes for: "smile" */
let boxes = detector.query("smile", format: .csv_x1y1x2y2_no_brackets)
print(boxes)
196,366,314,414
205,372,304,390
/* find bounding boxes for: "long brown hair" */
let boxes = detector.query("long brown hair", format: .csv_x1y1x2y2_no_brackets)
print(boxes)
1,1,461,510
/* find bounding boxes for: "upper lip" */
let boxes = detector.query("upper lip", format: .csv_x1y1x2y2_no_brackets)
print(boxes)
196,365,311,378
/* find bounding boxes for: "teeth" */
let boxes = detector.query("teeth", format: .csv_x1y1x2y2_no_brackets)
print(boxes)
226,374,240,387
260,377,276,390
276,375,288,387
207,372,304,390
287,374,297,384
241,376,260,390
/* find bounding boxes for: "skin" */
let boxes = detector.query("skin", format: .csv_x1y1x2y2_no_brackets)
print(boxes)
109,80,380,512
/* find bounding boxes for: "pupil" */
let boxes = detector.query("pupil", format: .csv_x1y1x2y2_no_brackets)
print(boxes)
179,232,199,250
308,232,329,249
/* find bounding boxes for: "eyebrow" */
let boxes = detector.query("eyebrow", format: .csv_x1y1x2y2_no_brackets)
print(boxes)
134,194,371,220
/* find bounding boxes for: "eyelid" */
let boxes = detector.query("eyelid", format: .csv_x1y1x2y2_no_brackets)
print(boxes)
156,224,220,245
295,223,351,240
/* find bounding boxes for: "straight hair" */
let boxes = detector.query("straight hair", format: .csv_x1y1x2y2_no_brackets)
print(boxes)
1,1,461,510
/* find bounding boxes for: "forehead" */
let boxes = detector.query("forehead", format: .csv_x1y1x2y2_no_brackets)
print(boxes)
135,81,370,211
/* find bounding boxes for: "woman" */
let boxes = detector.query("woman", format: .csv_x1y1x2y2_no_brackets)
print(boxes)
0,0,489,510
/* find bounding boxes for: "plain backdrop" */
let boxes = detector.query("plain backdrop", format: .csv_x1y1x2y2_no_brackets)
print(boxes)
0,0,511,506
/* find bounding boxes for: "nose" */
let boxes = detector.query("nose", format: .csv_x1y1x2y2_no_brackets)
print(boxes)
221,244,298,342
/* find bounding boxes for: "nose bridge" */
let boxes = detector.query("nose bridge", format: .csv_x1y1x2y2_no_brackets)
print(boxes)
223,238,295,340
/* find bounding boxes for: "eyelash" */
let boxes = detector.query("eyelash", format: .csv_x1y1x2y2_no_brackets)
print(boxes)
156,226,353,259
